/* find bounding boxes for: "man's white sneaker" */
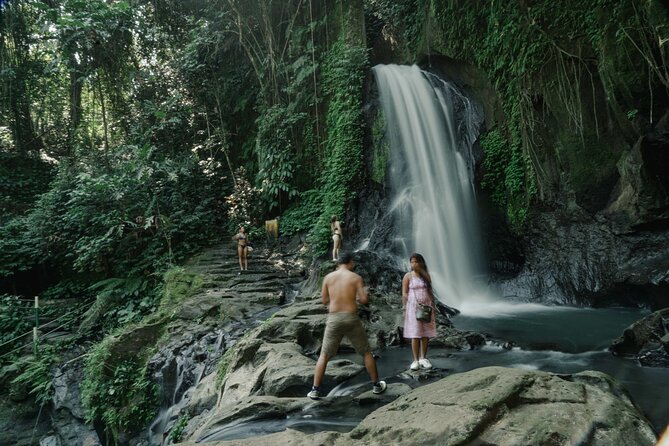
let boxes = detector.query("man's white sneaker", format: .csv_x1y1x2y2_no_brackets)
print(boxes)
419,358,432,369
410,360,420,371
307,389,320,400
372,381,387,394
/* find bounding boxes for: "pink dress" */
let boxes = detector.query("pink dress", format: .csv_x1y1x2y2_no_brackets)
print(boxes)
403,275,437,339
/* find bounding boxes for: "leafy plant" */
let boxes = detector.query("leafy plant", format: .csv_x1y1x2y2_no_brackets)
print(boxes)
0,294,33,359
278,190,324,236
225,167,261,229
11,348,59,405
307,35,369,255
81,339,159,441
168,415,190,443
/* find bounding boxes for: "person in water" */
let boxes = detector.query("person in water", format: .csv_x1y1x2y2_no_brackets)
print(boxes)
308,252,387,399
330,215,342,261
402,252,437,370
232,225,249,273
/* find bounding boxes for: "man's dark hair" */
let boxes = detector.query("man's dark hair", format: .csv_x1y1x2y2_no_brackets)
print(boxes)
337,252,354,265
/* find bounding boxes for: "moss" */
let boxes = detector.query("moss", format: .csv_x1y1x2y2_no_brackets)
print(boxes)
371,112,391,185
154,266,203,319
81,332,159,441
81,266,204,442
557,131,619,210
215,346,236,386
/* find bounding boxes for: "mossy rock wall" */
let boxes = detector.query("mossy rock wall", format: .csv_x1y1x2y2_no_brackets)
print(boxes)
364,0,669,224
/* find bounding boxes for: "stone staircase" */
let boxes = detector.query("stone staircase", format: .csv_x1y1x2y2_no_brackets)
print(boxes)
184,243,306,310
144,242,309,443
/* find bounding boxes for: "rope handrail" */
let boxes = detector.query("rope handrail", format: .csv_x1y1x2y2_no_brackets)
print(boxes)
0,307,82,349
0,340,32,359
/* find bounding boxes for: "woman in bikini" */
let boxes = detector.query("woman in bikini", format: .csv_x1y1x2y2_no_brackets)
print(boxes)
330,215,342,261
402,252,436,371
232,225,249,272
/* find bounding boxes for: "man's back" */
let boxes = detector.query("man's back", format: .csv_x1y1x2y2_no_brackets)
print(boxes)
323,267,367,313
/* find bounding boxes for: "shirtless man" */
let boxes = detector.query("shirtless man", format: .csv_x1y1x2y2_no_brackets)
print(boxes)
307,252,387,399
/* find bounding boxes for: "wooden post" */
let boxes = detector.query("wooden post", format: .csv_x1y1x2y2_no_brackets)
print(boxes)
33,296,39,356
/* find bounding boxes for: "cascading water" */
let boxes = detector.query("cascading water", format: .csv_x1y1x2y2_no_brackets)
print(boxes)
372,64,488,310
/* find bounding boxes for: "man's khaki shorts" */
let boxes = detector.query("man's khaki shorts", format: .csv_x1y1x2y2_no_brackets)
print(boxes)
320,312,371,357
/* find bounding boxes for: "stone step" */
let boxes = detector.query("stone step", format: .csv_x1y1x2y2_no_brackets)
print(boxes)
188,260,276,271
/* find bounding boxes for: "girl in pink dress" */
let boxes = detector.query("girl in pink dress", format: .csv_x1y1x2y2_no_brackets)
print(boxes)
402,253,436,370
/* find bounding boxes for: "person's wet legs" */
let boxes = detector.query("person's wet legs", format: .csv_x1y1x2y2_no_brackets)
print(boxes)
312,353,331,388
362,351,379,383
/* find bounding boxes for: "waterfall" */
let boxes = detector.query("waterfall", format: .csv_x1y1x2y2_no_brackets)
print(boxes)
372,64,488,309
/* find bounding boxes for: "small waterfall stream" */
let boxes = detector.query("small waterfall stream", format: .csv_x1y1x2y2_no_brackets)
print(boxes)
147,328,226,445
372,64,487,309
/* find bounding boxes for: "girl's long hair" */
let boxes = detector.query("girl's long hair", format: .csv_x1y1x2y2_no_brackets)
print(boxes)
410,252,432,294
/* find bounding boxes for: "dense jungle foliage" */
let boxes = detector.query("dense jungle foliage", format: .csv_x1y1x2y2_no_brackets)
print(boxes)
1,0,666,441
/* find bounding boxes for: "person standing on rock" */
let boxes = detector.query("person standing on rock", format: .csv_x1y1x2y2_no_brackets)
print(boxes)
308,252,387,399
330,215,343,261
402,252,437,370
232,225,249,273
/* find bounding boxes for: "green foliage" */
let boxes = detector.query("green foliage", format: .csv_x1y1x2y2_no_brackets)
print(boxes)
0,144,222,330
307,36,369,255
0,215,41,276
81,278,157,333
168,415,190,443
159,267,203,314
480,129,533,229
365,0,427,58
11,348,59,405
0,153,54,220
0,294,32,358
81,338,159,441
225,167,261,229
371,112,391,184
278,190,324,236
215,346,236,386
255,106,303,213
558,131,617,198
480,130,510,207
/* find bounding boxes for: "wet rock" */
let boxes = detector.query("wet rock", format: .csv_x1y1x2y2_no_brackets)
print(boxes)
39,435,61,446
52,360,87,420
346,367,657,446
175,367,657,446
354,382,413,404
49,409,101,446
431,327,486,350
0,362,21,386
610,308,669,367
177,295,224,320
0,394,51,446
184,372,218,416
495,212,669,309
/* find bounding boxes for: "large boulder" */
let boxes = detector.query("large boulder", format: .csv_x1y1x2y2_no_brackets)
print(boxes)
495,212,669,309
346,367,656,446
610,308,669,366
